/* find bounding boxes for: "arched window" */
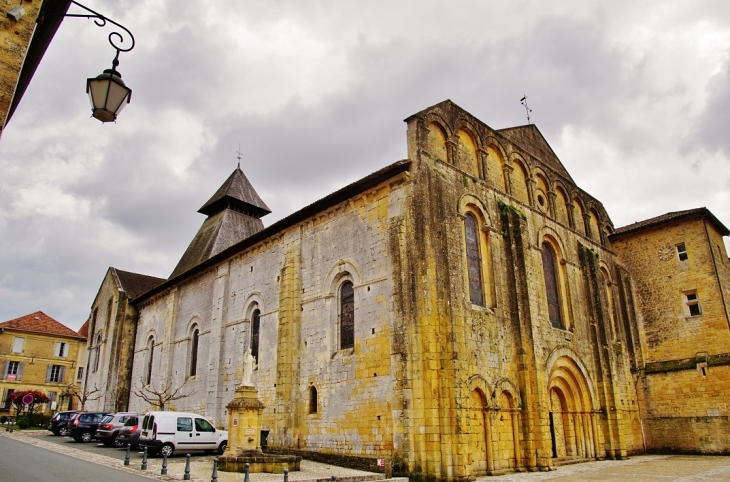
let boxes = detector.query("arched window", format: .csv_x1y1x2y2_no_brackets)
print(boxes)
145,337,154,385
464,213,484,306
251,308,260,362
92,334,102,373
189,327,199,377
309,386,318,414
541,242,564,329
340,281,354,350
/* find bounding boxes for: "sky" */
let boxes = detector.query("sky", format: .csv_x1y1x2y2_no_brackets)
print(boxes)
1,0,730,331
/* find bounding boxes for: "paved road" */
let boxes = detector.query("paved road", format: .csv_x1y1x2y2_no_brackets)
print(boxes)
0,435,156,482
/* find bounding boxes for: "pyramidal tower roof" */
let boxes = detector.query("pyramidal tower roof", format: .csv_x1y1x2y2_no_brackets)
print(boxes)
170,166,270,279
198,166,271,217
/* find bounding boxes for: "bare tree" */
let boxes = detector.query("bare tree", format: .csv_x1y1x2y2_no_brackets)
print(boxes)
133,379,194,410
65,383,104,411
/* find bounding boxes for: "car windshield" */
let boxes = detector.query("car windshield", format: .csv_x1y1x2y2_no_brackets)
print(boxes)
100,415,114,423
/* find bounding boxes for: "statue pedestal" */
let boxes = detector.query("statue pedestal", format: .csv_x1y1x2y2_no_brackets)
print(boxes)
225,385,265,453
219,384,300,473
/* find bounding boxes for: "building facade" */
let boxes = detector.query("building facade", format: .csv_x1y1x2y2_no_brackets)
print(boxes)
83,267,165,412
116,101,643,478
610,208,730,454
0,311,85,413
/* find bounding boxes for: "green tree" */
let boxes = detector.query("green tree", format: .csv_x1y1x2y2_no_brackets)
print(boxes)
8,390,50,428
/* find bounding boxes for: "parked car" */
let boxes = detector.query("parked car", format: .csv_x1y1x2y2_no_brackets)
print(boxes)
95,412,143,447
139,411,227,457
117,417,142,448
67,411,110,442
47,411,80,436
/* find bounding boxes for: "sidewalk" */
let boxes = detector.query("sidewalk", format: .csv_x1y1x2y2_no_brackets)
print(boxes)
4,429,730,481
474,454,730,481
0,429,393,482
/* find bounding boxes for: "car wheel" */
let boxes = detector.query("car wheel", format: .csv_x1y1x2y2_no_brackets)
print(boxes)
113,434,125,448
160,443,174,458
80,431,93,443
217,441,227,455
59,427,69,437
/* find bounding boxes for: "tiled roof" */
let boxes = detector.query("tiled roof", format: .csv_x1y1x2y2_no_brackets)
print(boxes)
0,311,83,339
77,319,90,340
198,167,271,217
611,208,730,237
112,268,166,299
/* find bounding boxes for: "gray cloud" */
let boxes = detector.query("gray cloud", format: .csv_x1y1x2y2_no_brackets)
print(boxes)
1,1,729,330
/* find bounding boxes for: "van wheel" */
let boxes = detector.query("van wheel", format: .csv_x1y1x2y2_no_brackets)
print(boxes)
217,441,227,455
160,443,175,458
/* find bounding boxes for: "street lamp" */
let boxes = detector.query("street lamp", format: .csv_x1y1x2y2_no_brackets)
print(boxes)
45,1,135,123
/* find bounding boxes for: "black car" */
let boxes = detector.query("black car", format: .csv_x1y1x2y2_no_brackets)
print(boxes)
47,411,80,436
116,417,141,448
95,412,142,447
67,412,110,442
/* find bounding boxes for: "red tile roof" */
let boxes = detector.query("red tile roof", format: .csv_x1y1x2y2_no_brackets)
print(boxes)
77,319,90,340
0,311,83,339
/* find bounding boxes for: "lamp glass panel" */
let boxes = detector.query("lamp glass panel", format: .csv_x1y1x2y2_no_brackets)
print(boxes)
105,81,131,114
88,79,110,109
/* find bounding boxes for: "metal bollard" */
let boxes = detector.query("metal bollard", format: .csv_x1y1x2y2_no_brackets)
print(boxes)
284,468,289,482
332,476,337,482
141,447,148,470
161,451,168,475
184,454,191,480
243,462,250,482
124,444,131,466
211,458,218,482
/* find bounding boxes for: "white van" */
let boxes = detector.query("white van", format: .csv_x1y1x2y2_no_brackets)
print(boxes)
139,411,227,457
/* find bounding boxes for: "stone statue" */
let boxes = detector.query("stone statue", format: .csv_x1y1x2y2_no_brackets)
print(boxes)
241,348,257,387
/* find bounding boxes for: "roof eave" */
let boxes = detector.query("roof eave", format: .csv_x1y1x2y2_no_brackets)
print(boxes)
134,159,412,304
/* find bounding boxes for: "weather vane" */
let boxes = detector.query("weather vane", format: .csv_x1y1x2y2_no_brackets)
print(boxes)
520,95,532,124
236,143,243,169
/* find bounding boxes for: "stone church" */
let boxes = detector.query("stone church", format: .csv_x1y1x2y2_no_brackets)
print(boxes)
85,100,648,478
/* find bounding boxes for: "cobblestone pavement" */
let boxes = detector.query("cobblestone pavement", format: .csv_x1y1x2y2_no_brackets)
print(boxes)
0,430,388,482
474,455,730,481
4,430,730,481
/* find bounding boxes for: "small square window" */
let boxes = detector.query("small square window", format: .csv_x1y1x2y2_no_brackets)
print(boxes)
685,291,701,317
677,243,688,261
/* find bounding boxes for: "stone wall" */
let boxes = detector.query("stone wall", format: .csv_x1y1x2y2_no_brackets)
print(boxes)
611,213,730,454
0,0,42,133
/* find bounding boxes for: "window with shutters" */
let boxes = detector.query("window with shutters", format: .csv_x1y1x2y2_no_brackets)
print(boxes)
4,361,22,381
464,213,484,306
189,326,199,378
12,337,24,353
2,389,15,409
251,308,260,363
46,391,57,410
55,342,68,357
541,241,564,329
47,365,64,383
340,281,355,350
